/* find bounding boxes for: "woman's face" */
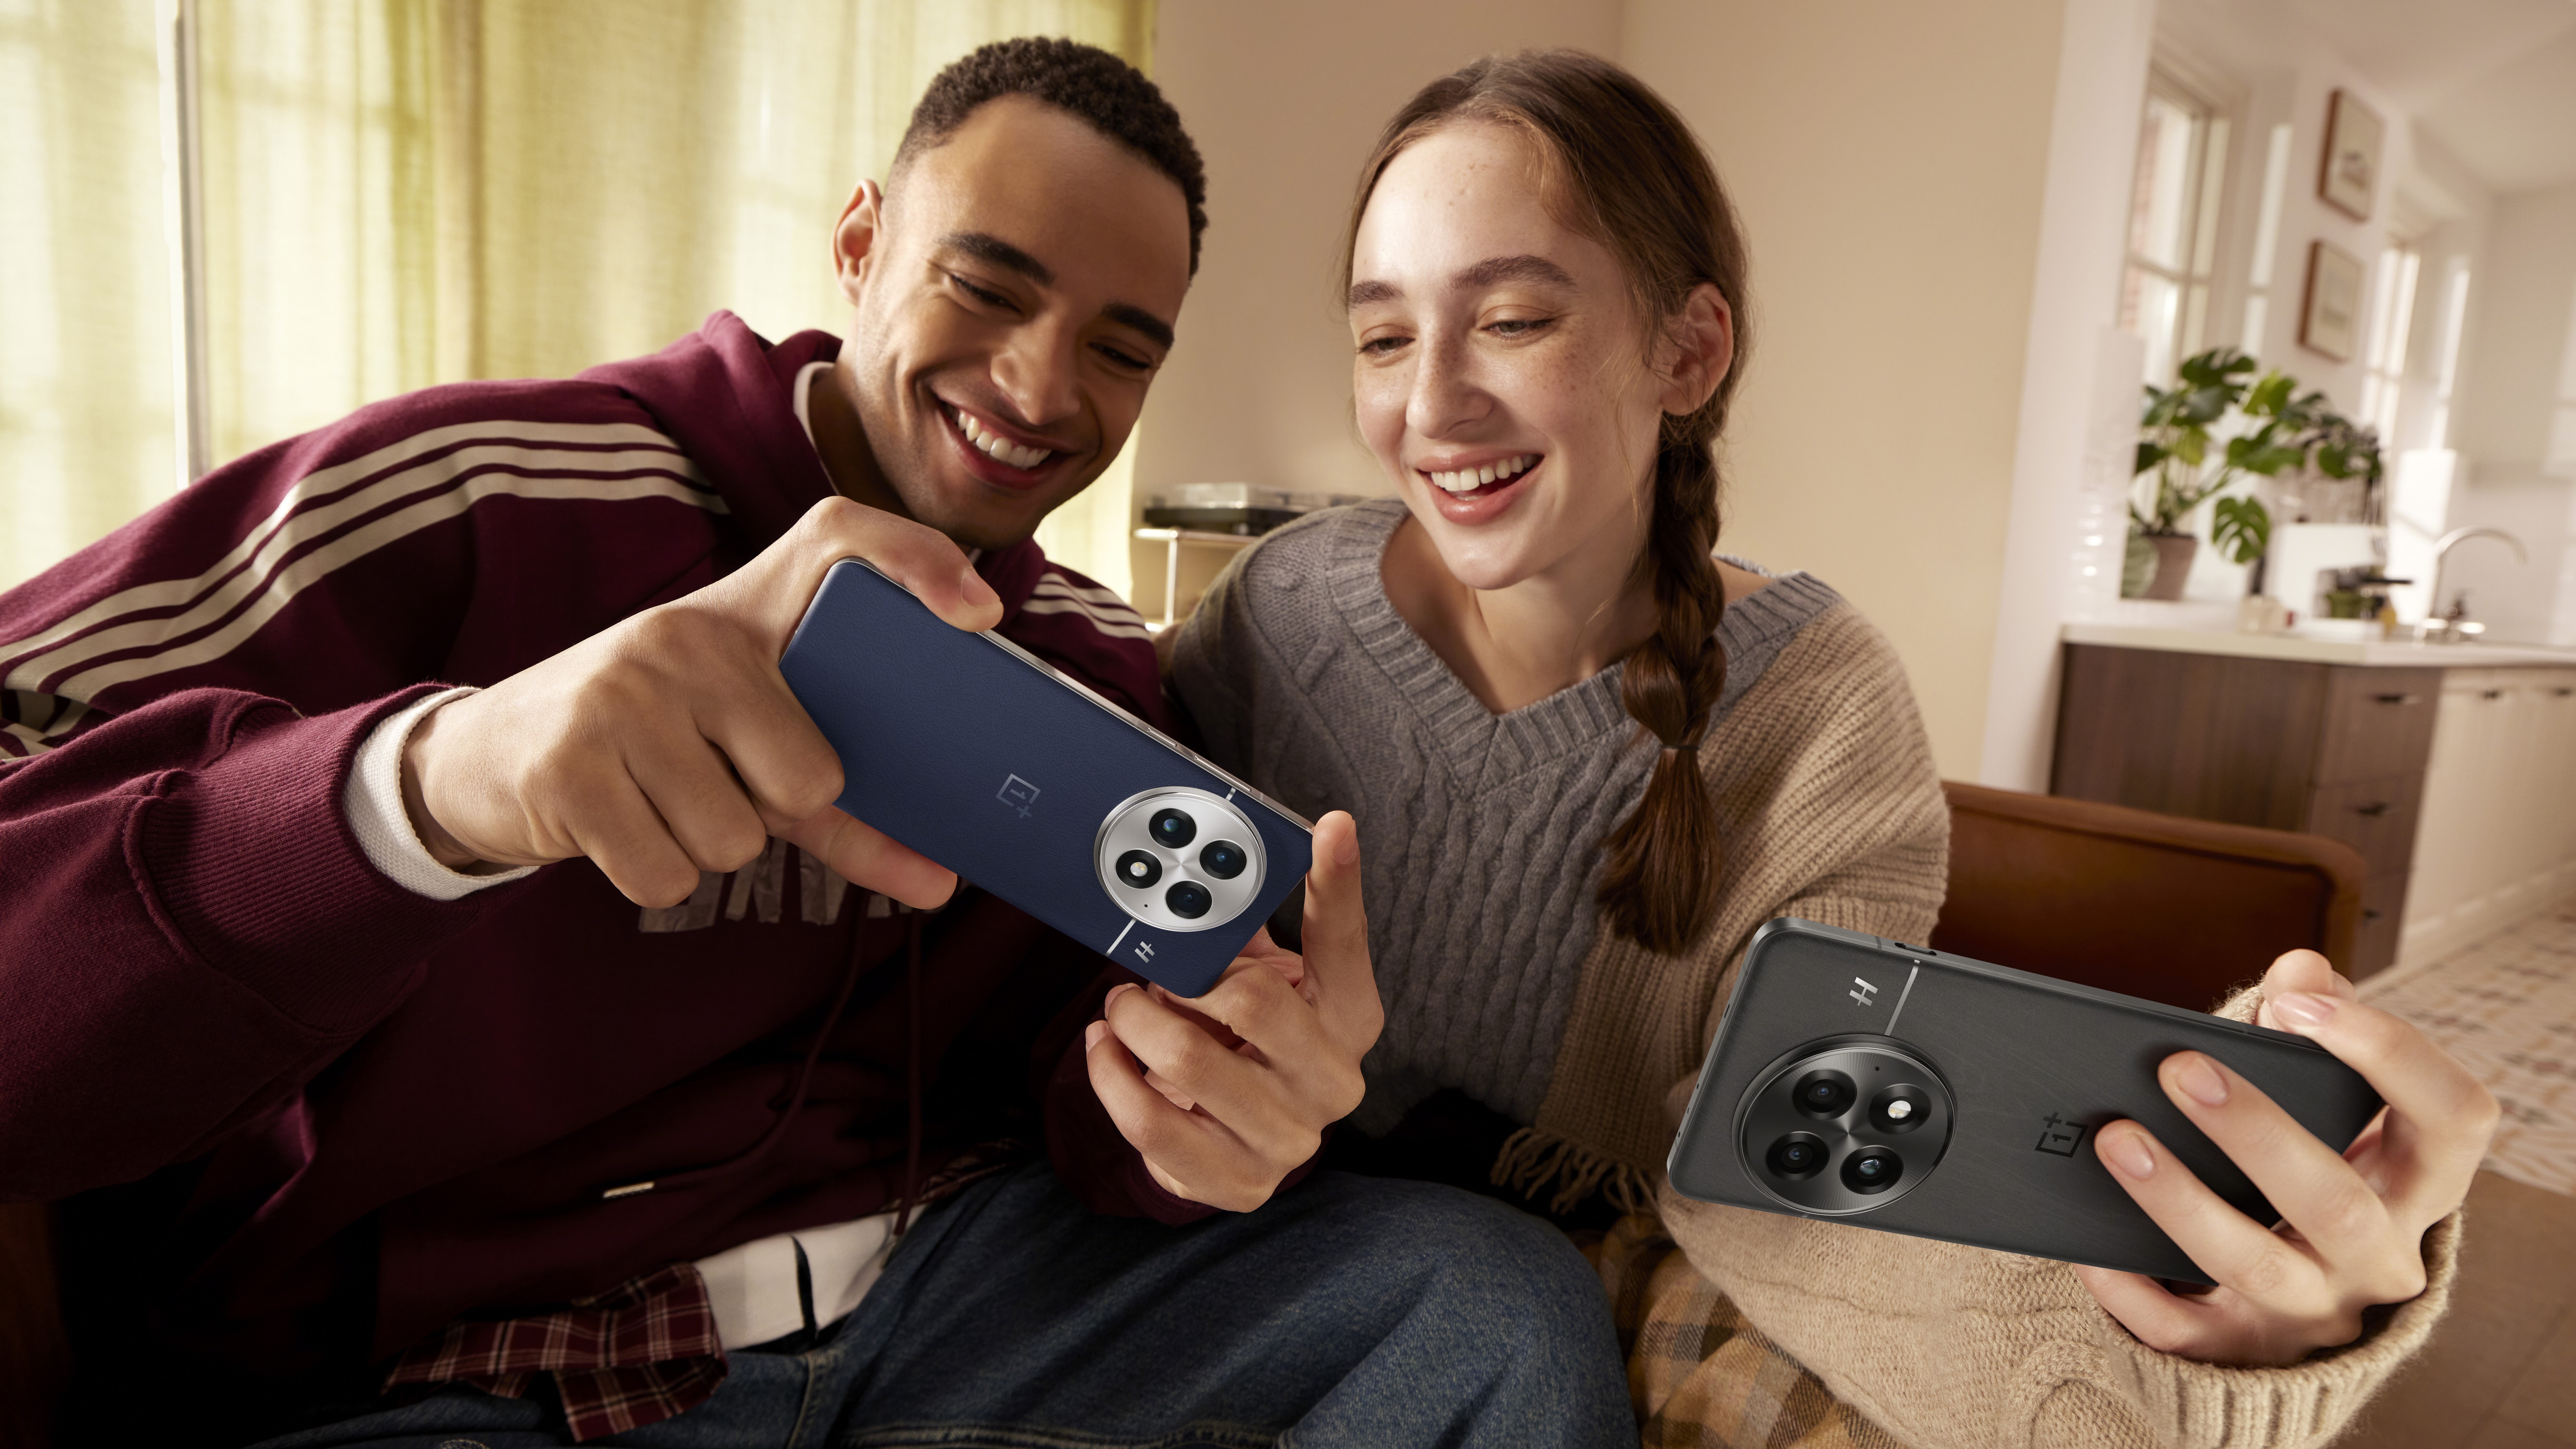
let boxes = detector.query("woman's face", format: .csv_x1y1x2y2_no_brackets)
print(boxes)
1348,122,1670,594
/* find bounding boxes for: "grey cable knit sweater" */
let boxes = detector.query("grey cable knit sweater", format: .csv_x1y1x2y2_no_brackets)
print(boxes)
1172,498,1840,1135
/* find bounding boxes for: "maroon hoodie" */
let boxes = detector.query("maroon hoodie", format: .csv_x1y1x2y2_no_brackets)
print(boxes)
0,314,1195,1433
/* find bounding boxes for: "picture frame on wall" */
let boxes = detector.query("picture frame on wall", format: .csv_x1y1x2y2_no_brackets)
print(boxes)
2300,241,2364,361
2318,89,2383,220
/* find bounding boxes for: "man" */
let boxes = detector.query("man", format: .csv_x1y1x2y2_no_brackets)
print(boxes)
0,38,1627,1448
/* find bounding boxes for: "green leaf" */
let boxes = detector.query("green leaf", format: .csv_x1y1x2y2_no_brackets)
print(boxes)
2209,496,2272,566
2135,441,2167,475
2175,431,2207,467
2244,373,2295,416
2178,347,2255,388
2242,444,2307,475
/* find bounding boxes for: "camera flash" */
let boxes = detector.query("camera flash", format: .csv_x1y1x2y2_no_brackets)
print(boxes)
1888,1100,1913,1119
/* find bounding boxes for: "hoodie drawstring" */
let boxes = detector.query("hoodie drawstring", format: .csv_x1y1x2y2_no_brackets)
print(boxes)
893,909,924,1237
597,905,873,1202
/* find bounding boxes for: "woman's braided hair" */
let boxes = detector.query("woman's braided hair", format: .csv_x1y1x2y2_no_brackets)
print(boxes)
1340,50,1752,954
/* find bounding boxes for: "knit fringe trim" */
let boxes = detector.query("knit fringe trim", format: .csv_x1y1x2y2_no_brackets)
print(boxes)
1492,1126,1659,1217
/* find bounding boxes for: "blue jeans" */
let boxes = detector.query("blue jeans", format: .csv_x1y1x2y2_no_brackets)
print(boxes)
249,1163,1634,1448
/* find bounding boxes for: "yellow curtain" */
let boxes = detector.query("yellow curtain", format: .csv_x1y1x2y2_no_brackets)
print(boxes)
3,0,1150,592
0,0,182,591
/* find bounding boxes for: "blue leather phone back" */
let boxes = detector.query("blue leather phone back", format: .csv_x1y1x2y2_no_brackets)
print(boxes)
777,558,1311,997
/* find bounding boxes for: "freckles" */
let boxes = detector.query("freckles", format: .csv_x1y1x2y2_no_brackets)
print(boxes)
1351,374,1408,450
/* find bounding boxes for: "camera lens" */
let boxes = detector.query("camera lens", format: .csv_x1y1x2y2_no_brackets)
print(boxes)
1840,1146,1903,1195
1150,808,1196,848
1199,840,1247,879
1166,880,1212,919
1868,1084,1930,1134
1790,1069,1856,1119
1765,1132,1829,1180
1114,850,1162,889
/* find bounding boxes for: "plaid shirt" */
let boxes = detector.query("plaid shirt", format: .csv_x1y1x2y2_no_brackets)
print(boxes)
382,1146,1028,1440
1592,1212,1900,1449
384,1263,726,1441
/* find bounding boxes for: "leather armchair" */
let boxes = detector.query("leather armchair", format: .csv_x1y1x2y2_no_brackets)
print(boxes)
1933,780,2365,1012
0,1203,64,1449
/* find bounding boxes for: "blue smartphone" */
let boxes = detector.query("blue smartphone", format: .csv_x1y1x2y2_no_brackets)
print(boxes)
1668,918,2384,1283
777,557,1313,997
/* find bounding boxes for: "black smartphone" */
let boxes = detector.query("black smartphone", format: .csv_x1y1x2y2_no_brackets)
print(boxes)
1666,918,2384,1283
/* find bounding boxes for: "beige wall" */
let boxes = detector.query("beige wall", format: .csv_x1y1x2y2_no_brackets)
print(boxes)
1620,0,2070,777
1145,0,2082,778
1132,0,1622,610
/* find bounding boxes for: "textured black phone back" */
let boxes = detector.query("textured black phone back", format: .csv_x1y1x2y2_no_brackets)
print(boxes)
1668,919,2384,1282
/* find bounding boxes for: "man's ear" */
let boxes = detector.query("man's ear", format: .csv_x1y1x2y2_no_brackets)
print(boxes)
1657,283,1735,417
833,179,887,307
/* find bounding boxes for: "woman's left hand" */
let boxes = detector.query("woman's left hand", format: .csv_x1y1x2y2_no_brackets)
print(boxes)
2073,948,2499,1366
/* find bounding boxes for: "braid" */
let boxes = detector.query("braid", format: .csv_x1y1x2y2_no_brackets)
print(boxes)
1598,435,1729,953
1341,50,1752,955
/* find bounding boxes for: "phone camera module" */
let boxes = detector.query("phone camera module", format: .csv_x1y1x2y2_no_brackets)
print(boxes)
1764,1132,1829,1181
1840,1146,1904,1195
1736,1041,1949,1216
1791,1069,1857,1119
1097,788,1267,933
1150,808,1196,848
1868,1083,1930,1134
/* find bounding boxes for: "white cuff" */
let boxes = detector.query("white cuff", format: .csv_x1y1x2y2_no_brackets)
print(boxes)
343,687,537,901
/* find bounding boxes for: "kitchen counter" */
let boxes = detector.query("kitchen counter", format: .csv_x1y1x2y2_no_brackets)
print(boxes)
2054,627,2576,978
2061,622,2576,668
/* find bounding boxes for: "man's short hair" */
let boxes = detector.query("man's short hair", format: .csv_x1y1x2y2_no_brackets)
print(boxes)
895,37,1208,275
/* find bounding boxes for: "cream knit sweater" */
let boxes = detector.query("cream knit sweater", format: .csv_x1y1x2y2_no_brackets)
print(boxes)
1173,502,2457,1449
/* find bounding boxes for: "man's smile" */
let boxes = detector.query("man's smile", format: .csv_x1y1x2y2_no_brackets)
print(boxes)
936,397,1082,491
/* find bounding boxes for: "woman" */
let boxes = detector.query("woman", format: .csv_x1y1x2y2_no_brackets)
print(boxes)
1164,50,2490,1446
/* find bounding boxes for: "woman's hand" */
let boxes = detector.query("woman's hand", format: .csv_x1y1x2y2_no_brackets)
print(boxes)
2073,949,2497,1365
1082,810,1385,1211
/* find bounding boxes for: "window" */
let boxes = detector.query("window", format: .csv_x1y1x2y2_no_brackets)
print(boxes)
2239,121,2293,359
2427,260,2472,448
2118,73,2231,384
2358,243,2421,440
0,0,1151,594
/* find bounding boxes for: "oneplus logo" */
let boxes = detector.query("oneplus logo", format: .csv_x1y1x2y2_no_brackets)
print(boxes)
1132,940,1157,964
2035,1113,2088,1157
996,774,1040,818
1849,977,1879,1008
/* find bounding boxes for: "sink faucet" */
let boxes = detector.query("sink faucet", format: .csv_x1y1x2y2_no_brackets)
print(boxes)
2418,526,2528,642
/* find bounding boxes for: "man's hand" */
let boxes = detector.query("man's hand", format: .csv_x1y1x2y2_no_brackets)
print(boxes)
402,496,1000,909
1082,810,1384,1211
2074,948,2498,1365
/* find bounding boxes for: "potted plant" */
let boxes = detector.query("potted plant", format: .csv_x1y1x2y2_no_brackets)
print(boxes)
2129,347,2383,601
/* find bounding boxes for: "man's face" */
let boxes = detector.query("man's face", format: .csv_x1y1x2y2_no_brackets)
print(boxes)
835,96,1192,550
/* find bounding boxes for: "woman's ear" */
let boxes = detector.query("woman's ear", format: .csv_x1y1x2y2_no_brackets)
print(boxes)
833,179,888,308
1657,283,1735,416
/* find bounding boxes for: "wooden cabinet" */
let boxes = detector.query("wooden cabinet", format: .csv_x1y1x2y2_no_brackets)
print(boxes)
2056,646,2576,978
2053,645,2441,978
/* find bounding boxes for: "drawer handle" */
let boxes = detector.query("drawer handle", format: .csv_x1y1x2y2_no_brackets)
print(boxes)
2556,688,2574,699
2371,692,2422,705
2362,908,2383,921
2354,802,2391,818
2482,689,2504,700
